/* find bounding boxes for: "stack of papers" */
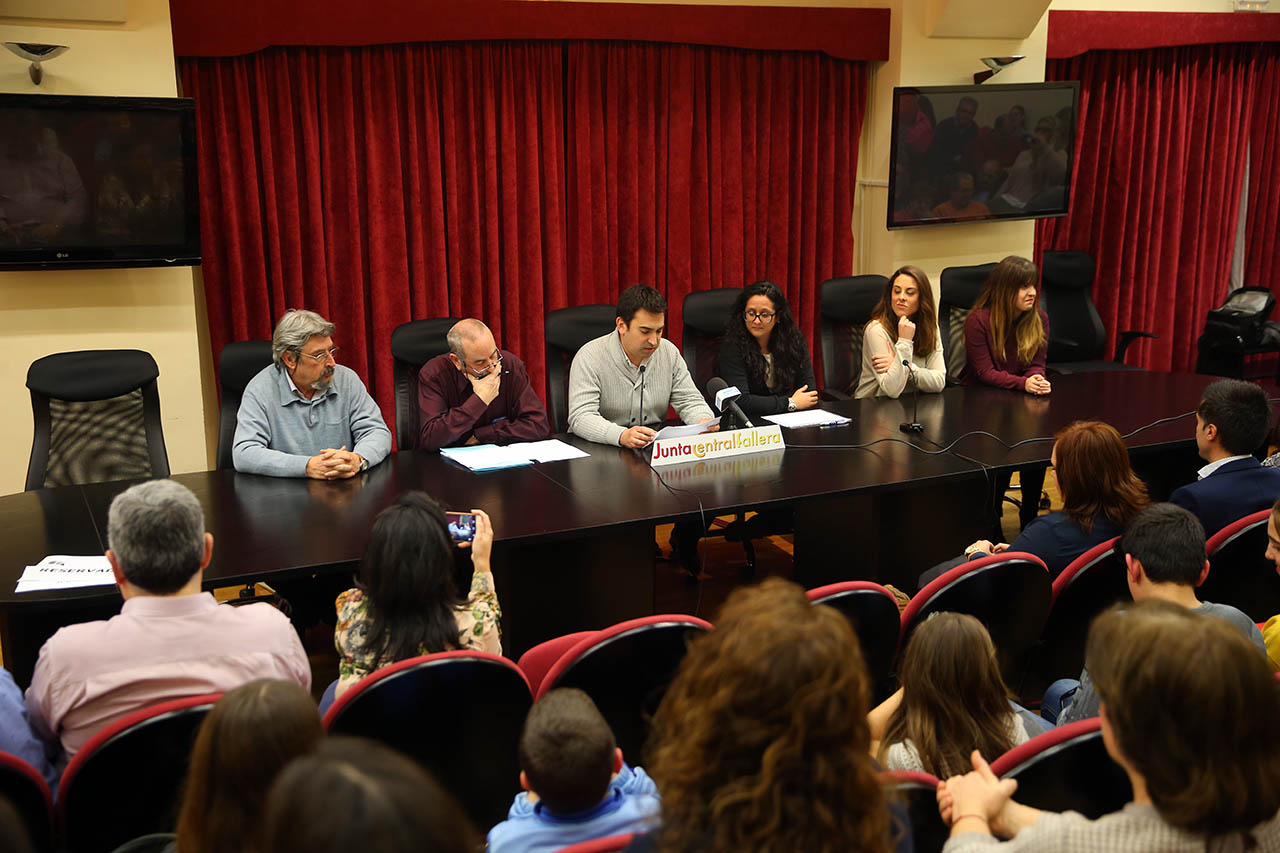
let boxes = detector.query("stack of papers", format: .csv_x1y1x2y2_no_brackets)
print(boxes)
653,418,721,441
763,410,852,428
16,555,115,593
440,439,590,472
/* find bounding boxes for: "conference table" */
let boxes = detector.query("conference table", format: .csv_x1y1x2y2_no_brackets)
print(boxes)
0,371,1218,686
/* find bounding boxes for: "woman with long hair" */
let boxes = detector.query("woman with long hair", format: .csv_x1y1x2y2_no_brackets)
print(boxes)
870,613,1029,778
333,492,499,698
176,680,323,853
937,600,1280,850
717,281,818,417
961,420,1149,579
633,577,898,853
857,265,947,399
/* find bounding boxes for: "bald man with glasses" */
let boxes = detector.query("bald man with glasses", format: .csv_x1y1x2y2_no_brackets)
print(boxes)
416,318,549,451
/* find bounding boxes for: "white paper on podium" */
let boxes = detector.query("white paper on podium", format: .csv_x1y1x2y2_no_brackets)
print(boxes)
16,555,115,593
652,418,721,442
520,439,590,463
763,410,852,428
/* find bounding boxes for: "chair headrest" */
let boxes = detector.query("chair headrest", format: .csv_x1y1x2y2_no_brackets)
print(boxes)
546,305,617,351
1041,251,1096,290
27,350,159,401
682,289,741,336
218,341,273,394
390,318,460,368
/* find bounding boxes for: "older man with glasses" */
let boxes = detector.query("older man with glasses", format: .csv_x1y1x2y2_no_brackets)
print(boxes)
416,318,549,451
233,308,391,479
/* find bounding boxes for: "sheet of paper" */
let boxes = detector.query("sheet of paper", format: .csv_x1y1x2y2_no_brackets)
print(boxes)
439,444,535,472
652,418,721,441
519,439,590,463
16,555,115,593
762,409,853,428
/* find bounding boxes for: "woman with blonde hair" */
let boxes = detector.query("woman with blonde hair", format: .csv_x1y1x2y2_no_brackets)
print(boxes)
856,265,947,399
631,577,900,853
870,613,1031,778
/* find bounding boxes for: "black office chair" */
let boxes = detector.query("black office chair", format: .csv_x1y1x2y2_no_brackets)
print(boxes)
215,340,273,470
881,771,946,853
25,350,169,491
806,581,901,703
937,262,995,384
1041,251,1155,375
544,304,617,434
389,317,461,449
681,288,741,405
1203,509,1280,622
818,275,889,398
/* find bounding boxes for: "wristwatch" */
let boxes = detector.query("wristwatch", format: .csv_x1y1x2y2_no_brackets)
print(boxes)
358,456,369,473
787,397,798,412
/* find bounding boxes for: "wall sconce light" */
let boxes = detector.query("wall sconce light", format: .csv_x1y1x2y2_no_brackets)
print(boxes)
974,56,1025,85
4,42,70,86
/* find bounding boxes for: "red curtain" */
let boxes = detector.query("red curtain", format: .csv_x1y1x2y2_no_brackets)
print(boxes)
180,43,864,438
1035,44,1258,372
1245,48,1280,290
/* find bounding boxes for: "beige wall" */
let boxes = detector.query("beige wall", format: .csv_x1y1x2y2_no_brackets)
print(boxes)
0,0,214,496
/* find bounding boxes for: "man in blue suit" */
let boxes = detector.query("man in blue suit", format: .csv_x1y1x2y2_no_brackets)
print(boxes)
1169,379,1280,537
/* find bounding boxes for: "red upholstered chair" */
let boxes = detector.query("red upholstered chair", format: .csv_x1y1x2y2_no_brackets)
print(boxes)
807,581,902,702
1203,509,1280,622
323,651,532,829
0,751,53,853
517,630,598,696
990,718,1132,818
1023,538,1127,701
556,833,637,853
900,552,1051,695
536,615,713,760
56,693,221,853
880,770,947,853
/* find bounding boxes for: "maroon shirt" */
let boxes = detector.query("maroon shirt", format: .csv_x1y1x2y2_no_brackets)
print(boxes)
960,306,1049,391
416,350,550,450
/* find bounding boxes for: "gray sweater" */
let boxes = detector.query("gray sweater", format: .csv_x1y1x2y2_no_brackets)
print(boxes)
232,363,392,477
567,332,713,446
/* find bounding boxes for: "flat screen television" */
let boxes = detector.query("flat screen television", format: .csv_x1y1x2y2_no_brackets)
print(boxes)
0,93,199,270
886,81,1079,230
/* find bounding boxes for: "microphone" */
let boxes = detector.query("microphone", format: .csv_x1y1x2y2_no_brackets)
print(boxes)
706,377,754,430
899,358,923,434
638,364,646,429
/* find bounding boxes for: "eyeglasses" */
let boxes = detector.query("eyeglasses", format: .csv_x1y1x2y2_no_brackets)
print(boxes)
466,348,503,378
297,346,340,363
745,310,776,323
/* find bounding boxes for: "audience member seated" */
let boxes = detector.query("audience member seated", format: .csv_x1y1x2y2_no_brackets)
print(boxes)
416,318,550,451
1046,503,1265,726
333,493,499,701
625,577,908,853
487,688,660,853
1169,378,1280,537
233,308,391,479
263,736,479,853
931,171,989,220
921,419,1149,586
869,613,1037,777
717,280,818,417
856,265,946,400
962,255,1051,532
0,667,56,790
1260,496,1280,672
175,679,323,853
937,600,1280,851
25,480,310,759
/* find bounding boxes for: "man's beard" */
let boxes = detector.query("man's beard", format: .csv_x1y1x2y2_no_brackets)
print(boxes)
310,368,335,394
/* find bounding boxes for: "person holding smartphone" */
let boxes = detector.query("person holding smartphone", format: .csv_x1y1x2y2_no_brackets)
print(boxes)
331,493,499,701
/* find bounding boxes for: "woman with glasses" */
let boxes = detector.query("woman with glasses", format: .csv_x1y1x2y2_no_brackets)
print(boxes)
718,281,818,417
856,265,947,399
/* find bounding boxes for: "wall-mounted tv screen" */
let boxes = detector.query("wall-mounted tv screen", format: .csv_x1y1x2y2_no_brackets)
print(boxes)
887,81,1079,230
0,93,199,270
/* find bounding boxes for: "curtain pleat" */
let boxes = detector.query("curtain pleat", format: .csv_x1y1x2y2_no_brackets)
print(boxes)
1245,48,1280,291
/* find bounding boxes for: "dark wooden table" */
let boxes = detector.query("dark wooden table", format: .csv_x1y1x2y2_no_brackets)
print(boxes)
0,371,1222,685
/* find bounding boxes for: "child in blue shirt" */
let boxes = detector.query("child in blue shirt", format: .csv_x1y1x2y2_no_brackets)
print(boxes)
487,688,661,853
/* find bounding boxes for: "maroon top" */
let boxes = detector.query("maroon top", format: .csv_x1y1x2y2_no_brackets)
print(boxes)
961,307,1049,391
416,350,550,450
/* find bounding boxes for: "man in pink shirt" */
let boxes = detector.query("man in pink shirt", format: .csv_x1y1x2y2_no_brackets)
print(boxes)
25,479,311,759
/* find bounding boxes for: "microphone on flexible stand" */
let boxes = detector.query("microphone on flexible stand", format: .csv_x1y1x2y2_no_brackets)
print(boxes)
899,359,923,434
706,377,754,430
638,364,649,430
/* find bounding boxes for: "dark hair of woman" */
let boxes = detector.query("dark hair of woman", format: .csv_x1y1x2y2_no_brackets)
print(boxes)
262,736,480,853
355,491,463,664
176,680,323,853
724,281,809,392
1088,600,1280,843
878,612,1017,779
1052,420,1149,535
971,255,1045,367
868,265,939,357
646,577,891,853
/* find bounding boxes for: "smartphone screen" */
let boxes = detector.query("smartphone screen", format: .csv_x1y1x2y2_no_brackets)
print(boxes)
445,511,477,542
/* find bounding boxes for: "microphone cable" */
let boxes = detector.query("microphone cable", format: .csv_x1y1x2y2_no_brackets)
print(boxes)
634,446,710,618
